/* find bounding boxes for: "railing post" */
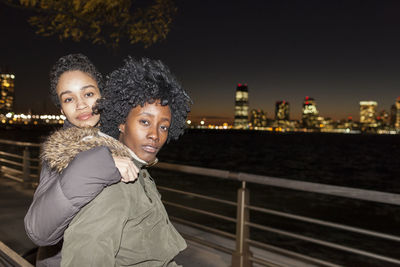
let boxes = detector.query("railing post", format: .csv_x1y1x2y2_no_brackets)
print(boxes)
22,147,31,187
232,181,252,267
37,146,43,185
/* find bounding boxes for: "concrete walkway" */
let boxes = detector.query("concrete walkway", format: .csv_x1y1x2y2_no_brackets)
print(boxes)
0,178,35,257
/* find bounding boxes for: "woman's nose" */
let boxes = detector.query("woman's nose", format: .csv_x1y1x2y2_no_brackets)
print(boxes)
76,98,88,110
147,126,159,141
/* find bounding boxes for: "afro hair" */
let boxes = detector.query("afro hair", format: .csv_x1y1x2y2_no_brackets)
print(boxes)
97,57,192,142
50,53,103,108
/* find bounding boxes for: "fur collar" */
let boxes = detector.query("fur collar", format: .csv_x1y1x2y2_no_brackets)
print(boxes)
41,127,132,173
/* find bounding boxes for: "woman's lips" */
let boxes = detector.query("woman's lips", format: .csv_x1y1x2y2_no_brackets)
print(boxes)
77,112,92,121
142,145,158,153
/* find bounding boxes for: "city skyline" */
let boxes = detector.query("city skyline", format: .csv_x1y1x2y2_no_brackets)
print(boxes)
1,1,400,123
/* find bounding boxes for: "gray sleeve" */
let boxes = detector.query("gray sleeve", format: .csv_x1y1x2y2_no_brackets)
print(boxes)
59,146,121,206
24,146,121,246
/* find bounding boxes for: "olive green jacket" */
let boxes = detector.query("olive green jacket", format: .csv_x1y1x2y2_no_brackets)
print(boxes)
41,127,186,266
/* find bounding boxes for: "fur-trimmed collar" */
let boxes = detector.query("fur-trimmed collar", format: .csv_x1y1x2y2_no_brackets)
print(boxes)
41,127,133,173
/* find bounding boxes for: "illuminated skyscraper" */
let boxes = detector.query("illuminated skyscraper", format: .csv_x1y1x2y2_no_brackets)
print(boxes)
234,83,249,129
275,101,290,121
359,101,377,127
390,104,397,127
302,96,318,128
0,73,15,113
377,110,389,126
250,109,267,128
395,97,400,130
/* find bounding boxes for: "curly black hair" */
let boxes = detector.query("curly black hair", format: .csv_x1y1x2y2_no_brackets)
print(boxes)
97,57,192,142
49,53,103,108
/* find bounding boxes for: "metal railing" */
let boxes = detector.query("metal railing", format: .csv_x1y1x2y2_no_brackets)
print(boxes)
153,163,400,266
1,139,399,266
0,241,33,267
0,139,40,187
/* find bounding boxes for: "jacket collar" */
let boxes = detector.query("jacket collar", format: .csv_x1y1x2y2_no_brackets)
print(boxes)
62,119,75,129
97,131,158,169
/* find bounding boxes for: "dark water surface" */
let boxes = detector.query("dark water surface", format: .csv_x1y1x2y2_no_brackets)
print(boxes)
1,127,399,266
158,129,400,193
1,126,399,193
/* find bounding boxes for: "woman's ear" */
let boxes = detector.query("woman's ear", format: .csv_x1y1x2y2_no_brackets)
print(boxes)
118,124,125,142
119,124,125,134
60,109,65,116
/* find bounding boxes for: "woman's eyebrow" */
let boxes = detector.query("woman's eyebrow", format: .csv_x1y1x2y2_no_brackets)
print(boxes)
59,85,97,98
81,85,97,90
138,112,170,122
59,90,72,98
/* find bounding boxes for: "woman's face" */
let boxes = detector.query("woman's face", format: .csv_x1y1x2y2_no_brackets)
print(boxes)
56,70,101,128
119,101,171,163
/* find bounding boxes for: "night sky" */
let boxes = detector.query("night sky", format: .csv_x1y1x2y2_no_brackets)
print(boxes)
1,0,400,123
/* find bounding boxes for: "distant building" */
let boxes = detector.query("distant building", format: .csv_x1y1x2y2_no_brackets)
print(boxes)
0,73,15,113
390,104,397,127
234,83,249,129
377,110,389,127
275,101,290,121
359,101,377,128
395,97,400,130
250,109,267,128
301,96,319,128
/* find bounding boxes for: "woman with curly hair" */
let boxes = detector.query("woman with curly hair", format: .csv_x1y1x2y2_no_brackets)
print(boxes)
24,54,138,267
39,57,191,266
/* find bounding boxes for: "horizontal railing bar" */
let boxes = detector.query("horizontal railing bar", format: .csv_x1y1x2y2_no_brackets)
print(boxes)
239,172,400,206
0,139,41,147
2,166,22,174
246,222,400,265
163,200,236,223
155,162,232,179
0,151,39,163
155,162,400,206
2,173,23,183
0,158,23,167
247,239,342,267
158,186,237,206
170,216,236,239
248,205,400,242
0,241,34,267
180,233,234,255
0,151,23,159
248,256,285,267
30,166,39,170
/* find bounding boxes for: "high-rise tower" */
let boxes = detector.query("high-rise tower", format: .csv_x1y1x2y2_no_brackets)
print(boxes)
234,83,249,129
275,101,290,121
302,96,318,128
0,73,15,113
395,97,400,130
250,109,267,128
359,101,377,126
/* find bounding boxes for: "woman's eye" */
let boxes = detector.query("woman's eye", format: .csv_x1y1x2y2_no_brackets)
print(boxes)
140,120,149,125
63,98,73,103
85,92,94,97
160,125,169,131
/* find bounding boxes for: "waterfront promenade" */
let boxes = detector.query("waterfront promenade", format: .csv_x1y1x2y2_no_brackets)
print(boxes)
0,175,233,267
0,173,316,267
